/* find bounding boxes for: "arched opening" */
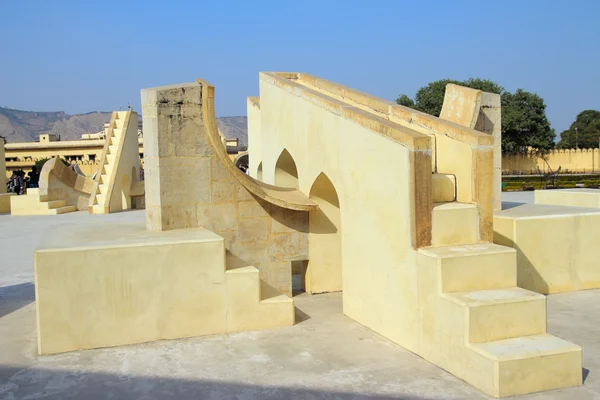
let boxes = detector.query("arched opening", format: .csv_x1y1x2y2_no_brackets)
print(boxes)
117,173,131,212
274,149,298,189
257,162,263,181
306,173,342,294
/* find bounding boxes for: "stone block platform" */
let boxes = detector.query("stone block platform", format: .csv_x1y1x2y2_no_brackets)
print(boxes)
535,188,600,208
34,222,293,355
494,203,600,294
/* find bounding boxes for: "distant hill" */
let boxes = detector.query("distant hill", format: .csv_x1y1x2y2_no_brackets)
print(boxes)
0,107,248,146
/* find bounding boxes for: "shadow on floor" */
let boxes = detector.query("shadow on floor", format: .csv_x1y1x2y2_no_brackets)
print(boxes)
501,201,526,210
0,282,35,318
0,365,442,400
294,307,310,324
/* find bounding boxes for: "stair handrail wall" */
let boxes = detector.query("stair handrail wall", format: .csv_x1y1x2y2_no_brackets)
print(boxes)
288,73,494,243
102,111,133,213
87,111,118,212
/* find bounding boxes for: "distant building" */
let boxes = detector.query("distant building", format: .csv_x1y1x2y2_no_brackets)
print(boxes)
5,125,241,179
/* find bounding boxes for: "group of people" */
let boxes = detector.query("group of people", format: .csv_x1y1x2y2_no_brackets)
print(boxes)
238,164,250,175
6,167,39,195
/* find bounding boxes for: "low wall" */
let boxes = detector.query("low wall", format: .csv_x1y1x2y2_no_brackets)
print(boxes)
494,204,600,294
503,149,600,174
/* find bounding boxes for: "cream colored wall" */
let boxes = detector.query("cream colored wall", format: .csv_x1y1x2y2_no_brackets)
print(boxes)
307,173,342,294
494,210,600,294
247,97,261,178
477,93,502,211
34,224,294,354
258,74,421,351
107,112,142,213
503,149,600,174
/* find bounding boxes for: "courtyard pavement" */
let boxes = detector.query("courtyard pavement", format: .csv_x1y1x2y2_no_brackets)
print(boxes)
1,202,599,399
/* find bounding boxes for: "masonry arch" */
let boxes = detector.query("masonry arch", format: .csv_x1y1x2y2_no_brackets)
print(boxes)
274,149,299,189
306,172,342,294
257,162,263,181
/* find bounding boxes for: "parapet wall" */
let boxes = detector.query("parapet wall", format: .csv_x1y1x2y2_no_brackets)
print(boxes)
503,148,600,174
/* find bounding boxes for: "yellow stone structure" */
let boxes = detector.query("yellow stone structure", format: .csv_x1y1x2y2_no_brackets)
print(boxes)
10,111,145,216
33,74,583,398
493,188,600,295
247,73,581,398
503,147,600,174
495,203,600,294
34,80,304,355
88,111,143,214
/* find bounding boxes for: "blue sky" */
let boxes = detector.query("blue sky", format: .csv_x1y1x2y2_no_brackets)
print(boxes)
0,0,598,134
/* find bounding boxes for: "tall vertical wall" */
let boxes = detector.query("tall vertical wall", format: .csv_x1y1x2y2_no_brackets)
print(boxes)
141,82,308,295
475,93,501,211
257,72,429,352
440,84,501,211
247,97,261,179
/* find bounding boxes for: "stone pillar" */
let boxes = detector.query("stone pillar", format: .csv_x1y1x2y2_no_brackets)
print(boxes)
476,93,502,212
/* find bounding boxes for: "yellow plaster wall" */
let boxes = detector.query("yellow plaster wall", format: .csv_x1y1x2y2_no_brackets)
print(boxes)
247,97,261,178
503,148,600,174
34,223,294,355
258,73,422,351
107,112,142,213
494,207,600,293
141,82,311,295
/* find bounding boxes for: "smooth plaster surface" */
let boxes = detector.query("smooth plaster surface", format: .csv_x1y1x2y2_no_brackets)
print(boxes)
494,202,600,294
0,210,599,399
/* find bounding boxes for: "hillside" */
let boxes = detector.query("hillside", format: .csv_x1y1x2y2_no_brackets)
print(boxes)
0,107,248,146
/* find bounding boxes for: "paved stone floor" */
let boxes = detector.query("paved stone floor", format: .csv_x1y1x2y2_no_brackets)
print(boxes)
1,206,599,399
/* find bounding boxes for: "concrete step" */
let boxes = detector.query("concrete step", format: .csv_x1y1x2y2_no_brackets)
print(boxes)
103,164,113,176
91,204,106,214
445,287,546,343
99,183,108,195
260,280,293,304
469,334,581,397
95,193,105,204
432,173,456,203
48,205,76,215
24,189,48,202
108,145,118,154
432,202,479,246
100,174,109,184
417,243,516,293
46,200,66,209
106,154,116,165
225,254,294,332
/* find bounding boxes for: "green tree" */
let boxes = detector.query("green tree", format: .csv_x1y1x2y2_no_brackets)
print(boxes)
34,157,51,171
396,94,415,108
396,79,555,153
556,110,600,149
501,89,556,153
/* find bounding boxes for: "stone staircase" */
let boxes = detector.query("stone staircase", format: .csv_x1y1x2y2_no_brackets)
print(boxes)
89,111,127,214
417,173,582,397
10,188,76,215
225,251,294,331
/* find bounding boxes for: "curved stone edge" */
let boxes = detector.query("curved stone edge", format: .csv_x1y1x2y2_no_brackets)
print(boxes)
196,78,318,212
